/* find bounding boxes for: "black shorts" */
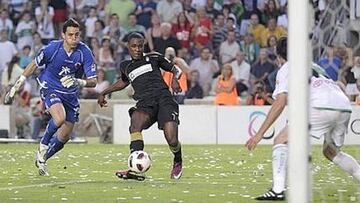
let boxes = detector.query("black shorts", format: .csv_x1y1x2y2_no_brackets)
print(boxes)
129,94,179,130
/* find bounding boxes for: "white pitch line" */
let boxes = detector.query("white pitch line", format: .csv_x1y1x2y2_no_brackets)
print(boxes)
0,180,93,191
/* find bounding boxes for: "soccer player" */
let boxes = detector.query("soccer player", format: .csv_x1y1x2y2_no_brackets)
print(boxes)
245,37,360,201
97,32,183,180
4,18,97,176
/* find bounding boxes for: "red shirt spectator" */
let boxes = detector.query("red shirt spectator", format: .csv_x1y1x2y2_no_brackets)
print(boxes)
172,12,193,49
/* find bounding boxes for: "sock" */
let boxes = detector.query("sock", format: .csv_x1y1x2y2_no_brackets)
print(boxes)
130,132,144,153
41,119,59,145
272,144,288,193
333,152,360,181
169,142,182,163
45,136,65,160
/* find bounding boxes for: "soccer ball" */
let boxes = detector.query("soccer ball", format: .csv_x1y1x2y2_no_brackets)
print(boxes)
128,150,151,173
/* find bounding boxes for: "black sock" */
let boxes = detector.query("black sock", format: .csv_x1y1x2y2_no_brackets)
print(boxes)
130,140,144,153
173,147,182,163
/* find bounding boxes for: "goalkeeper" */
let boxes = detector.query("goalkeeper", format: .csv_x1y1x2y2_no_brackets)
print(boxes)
4,18,97,176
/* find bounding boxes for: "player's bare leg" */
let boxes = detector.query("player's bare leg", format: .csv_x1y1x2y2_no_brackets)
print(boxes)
116,111,150,181
36,103,66,176
163,121,182,179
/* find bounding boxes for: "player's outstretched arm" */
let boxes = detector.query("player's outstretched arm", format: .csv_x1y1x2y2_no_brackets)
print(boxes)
3,61,37,104
97,78,129,107
246,93,287,151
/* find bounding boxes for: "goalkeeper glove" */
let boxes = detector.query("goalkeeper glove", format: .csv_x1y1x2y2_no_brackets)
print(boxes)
60,75,87,88
4,75,26,105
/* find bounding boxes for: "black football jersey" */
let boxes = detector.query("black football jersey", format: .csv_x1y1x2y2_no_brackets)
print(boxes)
119,53,174,100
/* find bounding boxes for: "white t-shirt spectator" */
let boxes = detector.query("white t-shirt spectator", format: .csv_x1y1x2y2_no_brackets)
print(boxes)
156,0,183,22
0,18,14,32
15,20,35,49
35,5,55,40
219,41,240,64
85,16,98,38
0,40,18,72
230,59,251,87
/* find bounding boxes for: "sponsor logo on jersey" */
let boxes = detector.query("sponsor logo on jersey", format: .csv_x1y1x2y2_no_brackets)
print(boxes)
59,66,71,76
128,64,153,82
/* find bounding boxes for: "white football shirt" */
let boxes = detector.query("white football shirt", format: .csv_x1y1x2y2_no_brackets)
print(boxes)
272,62,289,99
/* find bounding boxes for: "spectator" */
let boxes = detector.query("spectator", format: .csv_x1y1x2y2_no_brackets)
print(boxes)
31,32,44,58
0,29,18,85
19,45,32,69
246,80,273,105
85,7,98,42
1,56,22,94
0,9,14,40
31,100,49,140
260,17,287,47
146,13,162,52
14,82,32,138
250,48,276,92
156,0,183,23
189,47,219,96
35,0,55,44
82,69,110,99
277,3,288,29
153,22,181,55
172,11,194,51
266,35,277,63
105,0,135,26
212,13,227,54
50,0,67,39
205,0,220,19
93,19,105,43
219,30,240,64
224,17,241,45
193,6,213,51
15,11,35,50
341,56,360,101
163,47,190,104
90,37,100,61
103,13,126,46
240,33,260,65
248,13,266,45
261,0,280,25
214,63,238,105
185,69,203,99
230,51,251,95
134,0,157,29
8,0,31,25
318,46,342,81
182,0,197,16
98,36,116,83
124,13,146,36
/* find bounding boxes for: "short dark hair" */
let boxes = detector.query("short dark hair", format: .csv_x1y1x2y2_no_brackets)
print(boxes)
62,18,80,33
276,36,287,60
127,32,144,42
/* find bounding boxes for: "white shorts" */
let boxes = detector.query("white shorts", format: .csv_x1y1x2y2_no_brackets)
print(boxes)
309,108,351,147
345,83,360,96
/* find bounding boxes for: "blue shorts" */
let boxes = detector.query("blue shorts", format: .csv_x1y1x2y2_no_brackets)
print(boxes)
40,88,80,123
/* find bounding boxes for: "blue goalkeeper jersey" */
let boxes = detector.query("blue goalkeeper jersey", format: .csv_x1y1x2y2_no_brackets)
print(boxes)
35,40,97,94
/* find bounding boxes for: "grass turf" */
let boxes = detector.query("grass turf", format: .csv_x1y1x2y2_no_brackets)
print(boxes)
0,144,359,203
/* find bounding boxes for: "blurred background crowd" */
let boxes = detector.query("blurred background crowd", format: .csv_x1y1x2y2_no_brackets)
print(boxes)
0,0,360,138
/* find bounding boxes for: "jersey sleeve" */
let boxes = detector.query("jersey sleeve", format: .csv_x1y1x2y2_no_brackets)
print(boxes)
272,64,288,99
158,55,174,72
34,43,52,67
82,45,97,79
119,61,129,83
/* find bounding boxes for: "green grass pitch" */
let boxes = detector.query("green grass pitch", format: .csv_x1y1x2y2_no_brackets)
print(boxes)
0,144,359,203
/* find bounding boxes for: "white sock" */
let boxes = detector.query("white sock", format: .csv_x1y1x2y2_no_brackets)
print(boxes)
333,152,360,181
272,144,288,193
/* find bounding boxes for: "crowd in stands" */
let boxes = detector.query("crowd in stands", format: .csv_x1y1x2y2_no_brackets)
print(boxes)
0,0,359,138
